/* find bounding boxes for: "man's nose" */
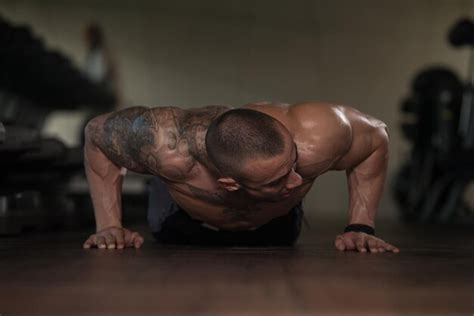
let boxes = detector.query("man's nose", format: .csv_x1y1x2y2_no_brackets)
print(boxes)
286,171,303,190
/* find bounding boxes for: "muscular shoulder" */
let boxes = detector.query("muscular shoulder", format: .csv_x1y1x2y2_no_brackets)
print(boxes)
287,102,391,172
247,101,352,141
288,102,352,167
288,102,351,132
86,106,158,173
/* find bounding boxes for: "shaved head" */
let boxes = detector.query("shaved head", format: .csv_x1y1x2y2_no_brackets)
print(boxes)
205,109,286,178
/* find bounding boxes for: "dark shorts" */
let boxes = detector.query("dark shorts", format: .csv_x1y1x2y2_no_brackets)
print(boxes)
147,176,304,247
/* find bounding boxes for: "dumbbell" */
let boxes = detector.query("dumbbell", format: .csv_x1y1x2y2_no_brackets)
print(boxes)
449,18,474,47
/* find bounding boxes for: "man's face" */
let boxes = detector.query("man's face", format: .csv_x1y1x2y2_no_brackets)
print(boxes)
237,139,303,202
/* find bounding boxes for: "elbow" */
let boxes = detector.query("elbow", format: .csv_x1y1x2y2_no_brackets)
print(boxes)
83,120,94,145
375,127,389,163
84,114,108,147
374,125,389,149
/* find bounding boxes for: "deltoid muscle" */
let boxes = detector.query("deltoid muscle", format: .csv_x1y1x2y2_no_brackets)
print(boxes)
99,106,156,172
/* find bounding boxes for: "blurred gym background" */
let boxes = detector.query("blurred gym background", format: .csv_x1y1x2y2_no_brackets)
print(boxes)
1,0,474,235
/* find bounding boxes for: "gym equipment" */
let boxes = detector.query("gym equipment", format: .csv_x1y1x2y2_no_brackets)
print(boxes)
400,67,463,152
449,18,474,47
393,18,474,226
0,16,116,234
449,19,474,148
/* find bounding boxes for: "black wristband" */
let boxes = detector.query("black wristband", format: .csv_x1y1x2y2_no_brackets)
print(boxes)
344,224,375,236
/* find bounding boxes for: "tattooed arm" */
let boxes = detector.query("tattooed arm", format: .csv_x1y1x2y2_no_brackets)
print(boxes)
84,107,150,229
83,106,162,249
82,105,230,249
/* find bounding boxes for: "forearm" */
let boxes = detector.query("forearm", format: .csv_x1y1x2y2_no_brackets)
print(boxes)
346,135,389,228
84,127,124,231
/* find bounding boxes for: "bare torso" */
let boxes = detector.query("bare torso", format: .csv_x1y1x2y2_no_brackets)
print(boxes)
93,101,387,231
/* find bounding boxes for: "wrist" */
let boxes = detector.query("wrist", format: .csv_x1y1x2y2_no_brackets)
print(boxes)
96,220,122,232
348,215,374,229
344,223,375,236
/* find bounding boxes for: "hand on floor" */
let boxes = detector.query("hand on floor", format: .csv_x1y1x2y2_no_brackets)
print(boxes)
334,232,399,253
83,226,144,249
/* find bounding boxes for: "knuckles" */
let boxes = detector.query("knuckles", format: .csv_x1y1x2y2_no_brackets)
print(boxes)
84,228,143,249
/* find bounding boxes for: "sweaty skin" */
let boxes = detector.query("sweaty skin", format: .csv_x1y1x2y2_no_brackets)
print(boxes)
83,101,399,253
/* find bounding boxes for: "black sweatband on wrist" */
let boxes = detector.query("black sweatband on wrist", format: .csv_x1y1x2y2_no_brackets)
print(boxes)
344,224,375,236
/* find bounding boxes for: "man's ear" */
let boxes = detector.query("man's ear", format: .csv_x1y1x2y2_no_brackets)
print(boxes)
217,177,241,191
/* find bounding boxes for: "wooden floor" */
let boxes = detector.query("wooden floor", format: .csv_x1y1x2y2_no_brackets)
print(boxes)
0,216,473,316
